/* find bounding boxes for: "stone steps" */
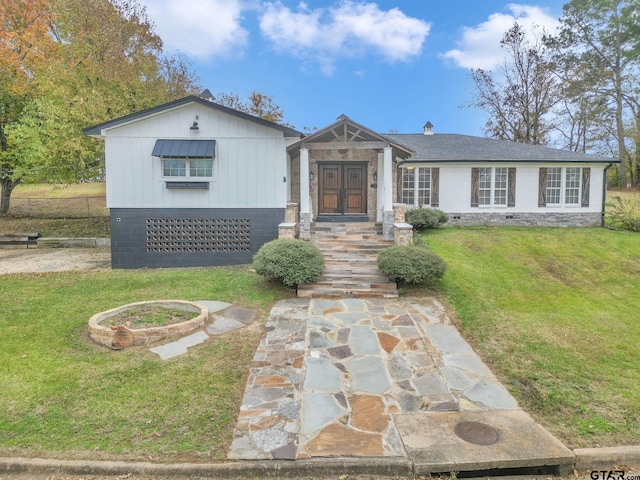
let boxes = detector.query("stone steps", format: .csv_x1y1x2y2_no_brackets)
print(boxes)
298,222,397,299
296,285,398,299
321,271,392,279
314,278,395,287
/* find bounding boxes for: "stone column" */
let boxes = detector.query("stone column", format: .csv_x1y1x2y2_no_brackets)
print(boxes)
278,223,297,239
383,146,394,241
280,202,299,239
285,203,299,223
299,148,311,240
394,223,413,246
393,203,406,223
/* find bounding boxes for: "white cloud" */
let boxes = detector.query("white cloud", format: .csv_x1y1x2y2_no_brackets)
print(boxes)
441,4,559,70
146,0,249,60
259,1,430,75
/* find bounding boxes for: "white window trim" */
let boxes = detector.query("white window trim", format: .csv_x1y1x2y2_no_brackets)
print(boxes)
402,166,431,208
478,167,509,208
546,167,582,207
161,157,214,179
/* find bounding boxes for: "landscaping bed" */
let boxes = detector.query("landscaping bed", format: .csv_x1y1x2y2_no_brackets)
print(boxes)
101,304,195,328
89,300,208,348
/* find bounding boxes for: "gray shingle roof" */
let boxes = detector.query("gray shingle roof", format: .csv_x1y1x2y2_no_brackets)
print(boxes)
385,133,617,163
83,96,302,138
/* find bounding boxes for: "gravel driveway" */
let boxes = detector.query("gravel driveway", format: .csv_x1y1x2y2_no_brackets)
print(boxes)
0,247,110,275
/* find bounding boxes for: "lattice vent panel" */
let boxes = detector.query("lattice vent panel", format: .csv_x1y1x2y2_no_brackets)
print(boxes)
146,218,251,253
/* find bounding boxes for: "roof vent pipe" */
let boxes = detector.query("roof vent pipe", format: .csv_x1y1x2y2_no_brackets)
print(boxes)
423,121,434,135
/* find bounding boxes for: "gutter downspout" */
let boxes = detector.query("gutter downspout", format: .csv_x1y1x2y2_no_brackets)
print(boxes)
602,162,615,227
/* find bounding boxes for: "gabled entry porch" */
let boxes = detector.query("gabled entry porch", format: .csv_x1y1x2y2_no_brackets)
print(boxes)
286,115,414,239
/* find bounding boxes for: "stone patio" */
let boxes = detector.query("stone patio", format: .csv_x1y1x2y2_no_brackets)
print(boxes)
227,297,574,473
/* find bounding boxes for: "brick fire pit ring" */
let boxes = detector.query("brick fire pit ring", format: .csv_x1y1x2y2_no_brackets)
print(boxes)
89,300,208,349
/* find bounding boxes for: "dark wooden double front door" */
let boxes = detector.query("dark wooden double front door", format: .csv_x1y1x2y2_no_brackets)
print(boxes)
318,163,367,215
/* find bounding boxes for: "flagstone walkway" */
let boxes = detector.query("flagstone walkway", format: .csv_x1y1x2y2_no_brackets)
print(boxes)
227,297,523,461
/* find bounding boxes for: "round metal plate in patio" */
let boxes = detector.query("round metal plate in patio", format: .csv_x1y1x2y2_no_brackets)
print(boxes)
454,421,500,446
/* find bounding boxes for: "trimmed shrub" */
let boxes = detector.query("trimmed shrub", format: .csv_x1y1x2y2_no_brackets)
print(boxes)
253,239,325,288
378,245,447,286
405,208,449,229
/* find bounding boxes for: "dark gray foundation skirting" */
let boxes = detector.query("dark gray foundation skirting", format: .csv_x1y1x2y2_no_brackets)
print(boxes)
110,208,284,269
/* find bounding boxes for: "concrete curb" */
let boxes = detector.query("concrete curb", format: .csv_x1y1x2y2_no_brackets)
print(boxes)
36,238,110,248
574,446,640,471
2,448,640,478
0,457,412,478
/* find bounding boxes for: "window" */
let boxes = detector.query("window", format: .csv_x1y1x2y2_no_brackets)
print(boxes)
546,168,562,204
162,158,213,178
401,168,415,205
564,167,581,204
478,167,492,205
401,167,439,207
163,159,186,177
190,159,213,177
494,168,508,205
540,167,588,206
539,167,590,207
417,168,431,206
472,167,513,207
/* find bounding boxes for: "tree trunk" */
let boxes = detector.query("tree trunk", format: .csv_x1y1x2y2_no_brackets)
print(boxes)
634,112,640,187
613,21,628,187
0,177,19,214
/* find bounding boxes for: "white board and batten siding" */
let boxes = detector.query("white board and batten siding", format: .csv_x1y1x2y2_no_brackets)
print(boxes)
431,163,606,213
104,103,290,209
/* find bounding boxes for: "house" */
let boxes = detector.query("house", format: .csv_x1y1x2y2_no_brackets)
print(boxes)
83,93,301,268
84,92,617,269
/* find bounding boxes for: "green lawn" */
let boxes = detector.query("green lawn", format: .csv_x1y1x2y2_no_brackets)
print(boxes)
2,183,109,236
2,184,640,457
426,226,640,447
12,182,106,198
0,267,289,462
0,216,110,237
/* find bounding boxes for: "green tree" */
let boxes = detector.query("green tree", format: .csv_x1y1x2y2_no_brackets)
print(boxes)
0,0,55,213
548,0,640,186
0,0,200,214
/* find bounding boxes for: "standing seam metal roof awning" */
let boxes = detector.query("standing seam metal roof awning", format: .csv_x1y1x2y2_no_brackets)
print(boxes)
151,139,216,158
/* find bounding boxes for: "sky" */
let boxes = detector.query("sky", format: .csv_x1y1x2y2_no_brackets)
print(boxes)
141,0,566,136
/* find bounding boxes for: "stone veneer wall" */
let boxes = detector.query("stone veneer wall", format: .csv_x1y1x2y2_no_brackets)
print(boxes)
446,212,602,227
110,208,284,268
290,155,301,205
